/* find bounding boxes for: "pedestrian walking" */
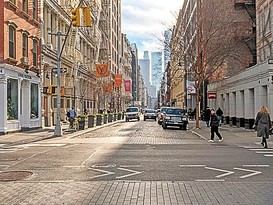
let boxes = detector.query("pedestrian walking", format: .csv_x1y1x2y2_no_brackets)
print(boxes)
208,109,223,143
204,107,211,127
68,106,77,129
216,107,223,125
253,106,272,148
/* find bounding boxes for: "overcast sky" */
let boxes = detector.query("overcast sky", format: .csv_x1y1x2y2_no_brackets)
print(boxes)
121,0,183,58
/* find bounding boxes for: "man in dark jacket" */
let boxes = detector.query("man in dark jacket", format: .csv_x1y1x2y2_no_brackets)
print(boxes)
204,107,211,127
216,107,223,124
208,109,223,142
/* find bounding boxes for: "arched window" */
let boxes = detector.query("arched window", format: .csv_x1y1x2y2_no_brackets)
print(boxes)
32,0,37,20
9,26,16,58
22,0,28,12
22,33,28,58
33,39,38,66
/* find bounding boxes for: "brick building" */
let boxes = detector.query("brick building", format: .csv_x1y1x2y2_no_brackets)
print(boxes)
0,0,41,134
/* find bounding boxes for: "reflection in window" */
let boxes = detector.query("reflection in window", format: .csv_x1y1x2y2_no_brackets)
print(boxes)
31,83,38,118
7,79,18,120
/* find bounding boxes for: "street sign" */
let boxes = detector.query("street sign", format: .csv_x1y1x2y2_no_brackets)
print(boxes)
52,68,67,73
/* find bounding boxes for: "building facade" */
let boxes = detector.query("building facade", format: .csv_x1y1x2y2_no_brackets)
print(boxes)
0,0,41,134
207,0,273,129
151,51,162,92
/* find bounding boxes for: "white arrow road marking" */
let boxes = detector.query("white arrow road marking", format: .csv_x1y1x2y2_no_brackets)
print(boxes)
243,165,269,167
250,149,273,151
205,167,234,178
88,168,115,179
180,165,206,167
256,152,273,154
233,167,262,179
116,167,142,179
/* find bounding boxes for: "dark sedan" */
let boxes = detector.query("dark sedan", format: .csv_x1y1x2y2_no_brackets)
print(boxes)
162,107,188,130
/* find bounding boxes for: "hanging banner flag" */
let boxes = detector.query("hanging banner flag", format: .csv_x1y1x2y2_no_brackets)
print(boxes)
96,64,109,77
114,74,122,88
103,82,113,94
124,80,131,92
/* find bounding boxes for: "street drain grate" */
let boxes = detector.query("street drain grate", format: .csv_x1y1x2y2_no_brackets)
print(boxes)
0,171,33,181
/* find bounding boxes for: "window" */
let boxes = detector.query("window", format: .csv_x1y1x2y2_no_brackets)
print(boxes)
22,33,28,58
7,79,18,120
22,0,28,12
9,26,16,58
32,0,37,20
31,83,38,118
33,39,38,66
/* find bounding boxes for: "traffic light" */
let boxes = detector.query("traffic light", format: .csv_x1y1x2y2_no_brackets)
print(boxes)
71,8,80,27
83,7,91,27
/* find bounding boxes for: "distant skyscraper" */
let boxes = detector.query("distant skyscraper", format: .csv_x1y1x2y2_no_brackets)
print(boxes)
139,51,151,88
164,30,172,70
151,51,163,91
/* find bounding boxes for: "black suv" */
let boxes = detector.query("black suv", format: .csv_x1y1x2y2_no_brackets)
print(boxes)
162,107,188,130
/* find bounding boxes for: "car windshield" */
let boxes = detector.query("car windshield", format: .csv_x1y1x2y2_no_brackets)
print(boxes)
160,107,168,112
145,110,155,113
126,108,138,112
166,108,184,115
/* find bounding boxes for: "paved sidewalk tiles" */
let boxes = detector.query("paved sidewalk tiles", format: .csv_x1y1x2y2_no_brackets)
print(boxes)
0,181,272,205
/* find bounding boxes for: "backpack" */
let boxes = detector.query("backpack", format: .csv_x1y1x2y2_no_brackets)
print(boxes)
67,111,70,118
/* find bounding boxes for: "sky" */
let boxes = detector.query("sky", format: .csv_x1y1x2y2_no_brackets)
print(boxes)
121,0,183,59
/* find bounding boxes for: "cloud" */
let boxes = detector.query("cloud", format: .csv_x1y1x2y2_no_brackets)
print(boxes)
122,0,182,57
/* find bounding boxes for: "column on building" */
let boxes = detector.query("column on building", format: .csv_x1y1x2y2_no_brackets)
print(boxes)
229,92,236,126
224,93,229,124
236,90,245,127
0,75,8,134
244,88,255,129
21,80,31,130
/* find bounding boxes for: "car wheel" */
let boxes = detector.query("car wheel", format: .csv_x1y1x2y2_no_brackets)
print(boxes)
154,118,156,121
162,123,167,129
138,117,140,121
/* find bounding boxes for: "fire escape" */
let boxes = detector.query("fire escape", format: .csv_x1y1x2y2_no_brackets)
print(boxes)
234,0,256,66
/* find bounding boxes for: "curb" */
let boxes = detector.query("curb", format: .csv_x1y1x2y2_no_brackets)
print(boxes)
190,129,207,141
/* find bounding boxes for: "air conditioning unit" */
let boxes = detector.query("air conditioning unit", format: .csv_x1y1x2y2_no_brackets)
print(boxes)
22,56,28,64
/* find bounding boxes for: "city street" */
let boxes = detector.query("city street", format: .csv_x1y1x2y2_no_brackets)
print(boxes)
0,119,273,204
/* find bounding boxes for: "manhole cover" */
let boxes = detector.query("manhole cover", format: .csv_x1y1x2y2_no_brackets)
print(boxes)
0,171,33,181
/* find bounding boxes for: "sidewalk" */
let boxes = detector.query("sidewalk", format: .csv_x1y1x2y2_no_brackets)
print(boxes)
0,120,122,146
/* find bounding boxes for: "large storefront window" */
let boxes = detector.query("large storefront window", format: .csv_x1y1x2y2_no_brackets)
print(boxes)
7,78,18,120
31,83,39,118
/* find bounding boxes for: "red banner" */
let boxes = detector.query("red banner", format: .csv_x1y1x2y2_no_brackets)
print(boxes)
114,74,122,88
125,80,131,92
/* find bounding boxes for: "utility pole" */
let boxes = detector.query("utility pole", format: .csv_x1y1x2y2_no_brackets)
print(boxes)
50,31,67,137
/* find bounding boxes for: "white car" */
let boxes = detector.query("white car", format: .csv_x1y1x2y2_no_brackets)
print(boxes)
144,109,157,121
125,107,140,121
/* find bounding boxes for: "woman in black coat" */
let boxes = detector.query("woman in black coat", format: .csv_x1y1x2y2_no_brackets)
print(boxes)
208,109,223,143
253,106,272,148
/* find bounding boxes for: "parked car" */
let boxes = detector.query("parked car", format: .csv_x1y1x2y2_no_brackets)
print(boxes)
158,106,169,125
125,107,140,121
144,109,157,121
162,107,188,130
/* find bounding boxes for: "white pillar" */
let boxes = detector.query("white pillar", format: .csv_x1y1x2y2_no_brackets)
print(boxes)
0,74,8,134
21,80,31,130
